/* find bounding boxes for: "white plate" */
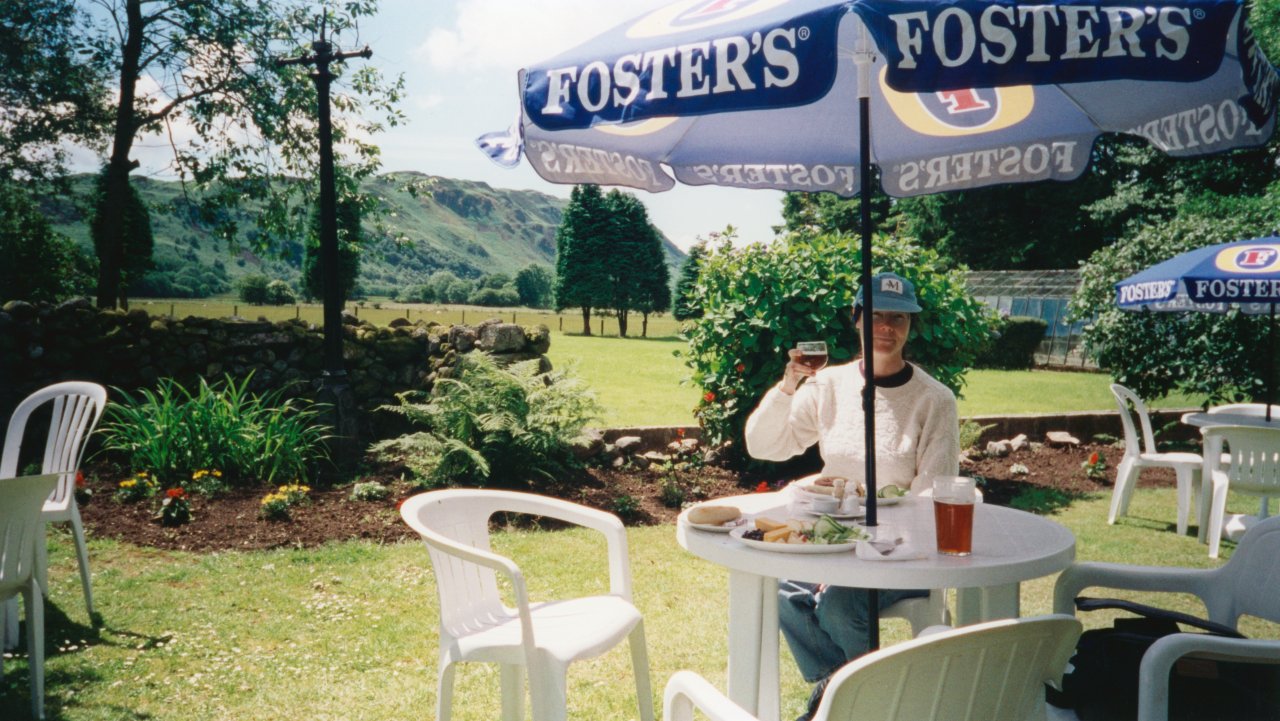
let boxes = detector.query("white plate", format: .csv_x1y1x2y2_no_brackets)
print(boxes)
729,526,860,554
804,508,866,520
682,514,751,533
791,475,906,506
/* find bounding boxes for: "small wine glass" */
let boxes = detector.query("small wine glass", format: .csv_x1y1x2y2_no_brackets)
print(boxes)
795,341,828,384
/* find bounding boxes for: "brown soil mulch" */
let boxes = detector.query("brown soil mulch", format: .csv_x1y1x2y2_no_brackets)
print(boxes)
76,441,1169,553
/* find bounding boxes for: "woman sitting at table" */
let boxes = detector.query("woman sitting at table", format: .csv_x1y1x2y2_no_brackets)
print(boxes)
744,272,960,721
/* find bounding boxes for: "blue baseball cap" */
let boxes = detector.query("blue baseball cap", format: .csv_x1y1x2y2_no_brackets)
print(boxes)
854,272,922,313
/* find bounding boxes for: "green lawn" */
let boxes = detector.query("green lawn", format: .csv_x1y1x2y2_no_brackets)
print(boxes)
4,489,1275,720
549,336,1209,427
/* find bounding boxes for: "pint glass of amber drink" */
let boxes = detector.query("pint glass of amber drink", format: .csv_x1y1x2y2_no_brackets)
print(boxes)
932,476,975,556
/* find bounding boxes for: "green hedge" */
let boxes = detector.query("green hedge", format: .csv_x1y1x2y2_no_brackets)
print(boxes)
975,316,1047,370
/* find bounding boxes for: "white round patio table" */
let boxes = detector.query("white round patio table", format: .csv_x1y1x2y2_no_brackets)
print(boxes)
675,491,1075,721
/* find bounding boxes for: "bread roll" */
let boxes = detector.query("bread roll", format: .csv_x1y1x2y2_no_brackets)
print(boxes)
755,517,788,532
688,505,741,525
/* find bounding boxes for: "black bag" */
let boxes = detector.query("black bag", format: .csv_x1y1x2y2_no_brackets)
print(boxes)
1047,597,1280,721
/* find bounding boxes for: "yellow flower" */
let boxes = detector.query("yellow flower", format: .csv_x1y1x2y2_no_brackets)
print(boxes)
120,479,137,489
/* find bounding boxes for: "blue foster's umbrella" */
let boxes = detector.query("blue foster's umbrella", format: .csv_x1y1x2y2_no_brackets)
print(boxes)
1116,237,1280,419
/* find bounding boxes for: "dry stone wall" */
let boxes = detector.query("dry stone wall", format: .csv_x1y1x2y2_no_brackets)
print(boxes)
0,298,552,441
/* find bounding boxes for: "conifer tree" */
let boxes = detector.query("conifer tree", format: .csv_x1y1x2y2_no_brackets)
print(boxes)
553,184,612,334
673,240,708,320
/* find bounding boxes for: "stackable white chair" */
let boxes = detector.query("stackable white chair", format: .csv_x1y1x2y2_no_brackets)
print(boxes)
666,614,1081,721
0,473,60,720
400,489,654,721
1198,425,1280,558
1,381,108,624
1054,514,1280,721
1207,403,1280,518
1108,384,1203,535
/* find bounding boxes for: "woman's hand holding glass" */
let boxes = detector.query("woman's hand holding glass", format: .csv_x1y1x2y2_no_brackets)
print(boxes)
781,341,827,395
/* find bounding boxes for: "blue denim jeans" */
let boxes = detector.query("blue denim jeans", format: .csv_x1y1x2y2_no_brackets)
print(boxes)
778,581,928,682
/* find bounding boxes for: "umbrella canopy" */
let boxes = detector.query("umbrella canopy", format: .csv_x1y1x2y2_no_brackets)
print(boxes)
1116,237,1280,314
492,0,1277,198
1115,236,1280,418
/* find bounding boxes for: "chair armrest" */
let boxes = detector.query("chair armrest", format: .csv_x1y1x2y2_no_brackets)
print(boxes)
1053,562,1216,615
664,671,760,721
492,493,634,601
1137,635,1280,721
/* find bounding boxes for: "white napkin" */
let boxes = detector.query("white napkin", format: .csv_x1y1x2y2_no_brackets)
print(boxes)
855,536,927,561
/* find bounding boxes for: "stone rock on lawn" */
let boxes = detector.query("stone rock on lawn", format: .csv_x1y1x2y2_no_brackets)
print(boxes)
571,429,606,461
1010,434,1029,451
1046,431,1080,446
986,440,1011,457
642,451,669,465
614,436,643,454
477,323,527,353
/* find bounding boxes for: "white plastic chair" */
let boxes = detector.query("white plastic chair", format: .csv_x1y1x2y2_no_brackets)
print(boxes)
1198,425,1280,558
1054,514,1280,721
400,489,654,721
1206,404,1280,518
0,473,59,720
1,381,108,622
1108,384,1203,535
665,614,1081,721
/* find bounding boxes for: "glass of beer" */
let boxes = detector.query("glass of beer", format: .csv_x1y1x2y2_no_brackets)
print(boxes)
932,476,975,556
795,341,828,371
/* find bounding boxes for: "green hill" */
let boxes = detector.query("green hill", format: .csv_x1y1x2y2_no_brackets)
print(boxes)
39,172,686,299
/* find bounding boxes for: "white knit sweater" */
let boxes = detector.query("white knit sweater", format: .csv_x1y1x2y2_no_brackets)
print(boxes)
744,362,960,495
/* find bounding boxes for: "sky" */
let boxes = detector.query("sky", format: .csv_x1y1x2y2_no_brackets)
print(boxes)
349,0,785,251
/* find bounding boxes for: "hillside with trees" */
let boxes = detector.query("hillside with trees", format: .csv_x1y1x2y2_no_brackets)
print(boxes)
27,172,685,303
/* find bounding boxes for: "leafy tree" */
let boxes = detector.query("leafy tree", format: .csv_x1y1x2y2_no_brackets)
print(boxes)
1073,190,1280,404
469,286,520,307
82,0,403,308
303,175,362,303
266,279,296,306
554,184,612,333
683,231,994,462
480,272,512,290
238,274,271,305
636,225,671,338
602,190,665,337
779,182,891,237
89,168,153,307
0,0,110,182
515,264,553,308
673,238,710,320
0,183,95,302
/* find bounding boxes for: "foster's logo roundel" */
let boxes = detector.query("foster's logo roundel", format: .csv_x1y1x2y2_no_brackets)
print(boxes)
1216,245,1280,273
626,0,791,39
879,67,1034,137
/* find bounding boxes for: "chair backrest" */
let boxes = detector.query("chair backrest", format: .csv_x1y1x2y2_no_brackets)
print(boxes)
815,614,1082,721
1111,384,1156,456
1,382,108,507
0,474,59,598
1203,426,1280,498
400,489,602,640
1215,514,1280,625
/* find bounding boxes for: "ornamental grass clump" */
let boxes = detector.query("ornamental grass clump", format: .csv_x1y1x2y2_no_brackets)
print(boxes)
373,352,601,488
97,373,331,487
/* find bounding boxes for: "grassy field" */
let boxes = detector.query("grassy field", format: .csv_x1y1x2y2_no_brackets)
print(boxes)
3,488,1275,720
124,299,1209,427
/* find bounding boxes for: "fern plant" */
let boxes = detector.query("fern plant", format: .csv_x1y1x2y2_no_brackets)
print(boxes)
373,353,602,487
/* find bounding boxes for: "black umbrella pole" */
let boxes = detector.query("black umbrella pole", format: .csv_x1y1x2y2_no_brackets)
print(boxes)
858,91,880,653
859,94,877,529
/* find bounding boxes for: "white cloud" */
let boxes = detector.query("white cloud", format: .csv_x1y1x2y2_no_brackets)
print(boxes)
414,0,664,74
